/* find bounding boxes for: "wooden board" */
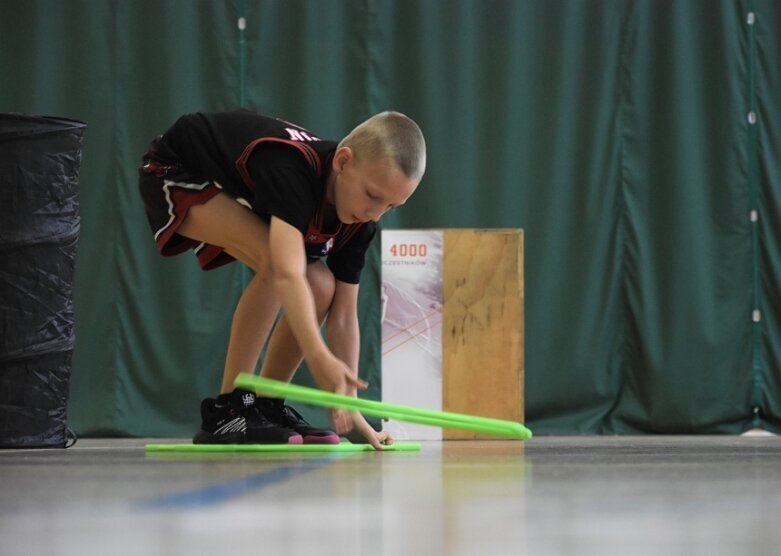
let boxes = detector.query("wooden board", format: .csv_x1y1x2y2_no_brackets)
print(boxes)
442,229,524,439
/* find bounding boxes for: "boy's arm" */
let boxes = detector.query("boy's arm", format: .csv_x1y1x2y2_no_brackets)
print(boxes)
268,216,365,432
326,281,360,391
328,280,394,449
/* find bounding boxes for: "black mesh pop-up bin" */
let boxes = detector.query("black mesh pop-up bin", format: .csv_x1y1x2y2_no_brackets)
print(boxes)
0,114,86,448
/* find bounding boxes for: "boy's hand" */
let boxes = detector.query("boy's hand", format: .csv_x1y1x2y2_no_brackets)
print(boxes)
351,412,394,450
309,351,367,434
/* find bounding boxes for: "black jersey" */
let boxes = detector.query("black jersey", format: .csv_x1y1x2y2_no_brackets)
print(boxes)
146,110,375,284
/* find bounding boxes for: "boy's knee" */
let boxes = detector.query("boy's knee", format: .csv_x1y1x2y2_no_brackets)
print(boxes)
252,255,274,284
307,263,336,310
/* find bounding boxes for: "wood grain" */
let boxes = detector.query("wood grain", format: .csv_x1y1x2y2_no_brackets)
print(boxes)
442,229,524,439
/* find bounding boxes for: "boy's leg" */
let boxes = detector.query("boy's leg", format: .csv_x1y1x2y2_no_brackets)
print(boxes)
178,192,269,272
256,261,341,443
260,260,336,382
177,192,279,393
220,274,280,392
179,192,302,444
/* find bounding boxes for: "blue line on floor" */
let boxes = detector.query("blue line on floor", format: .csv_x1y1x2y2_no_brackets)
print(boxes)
136,458,334,510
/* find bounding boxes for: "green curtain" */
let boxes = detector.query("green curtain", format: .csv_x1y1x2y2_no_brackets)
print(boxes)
1,0,778,436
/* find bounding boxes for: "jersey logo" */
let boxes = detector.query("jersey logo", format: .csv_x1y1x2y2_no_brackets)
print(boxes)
285,127,320,142
305,235,335,257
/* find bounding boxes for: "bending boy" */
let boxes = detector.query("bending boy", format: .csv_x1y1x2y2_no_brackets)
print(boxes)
138,109,425,449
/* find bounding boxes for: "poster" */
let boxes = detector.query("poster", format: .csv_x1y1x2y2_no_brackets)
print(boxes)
381,230,443,440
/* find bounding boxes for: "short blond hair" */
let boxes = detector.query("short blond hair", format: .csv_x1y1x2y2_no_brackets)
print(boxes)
338,111,426,180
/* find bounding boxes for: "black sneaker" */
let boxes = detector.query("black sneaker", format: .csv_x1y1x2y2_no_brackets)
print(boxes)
192,395,246,444
192,390,303,445
256,397,340,444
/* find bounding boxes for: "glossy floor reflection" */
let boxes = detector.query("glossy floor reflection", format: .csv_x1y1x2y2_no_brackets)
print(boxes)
1,436,779,555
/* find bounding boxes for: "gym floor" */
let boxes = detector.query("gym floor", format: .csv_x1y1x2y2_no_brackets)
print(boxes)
1,436,780,556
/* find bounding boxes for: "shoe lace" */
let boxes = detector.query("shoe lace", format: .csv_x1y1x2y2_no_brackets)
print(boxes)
241,404,269,422
278,403,308,426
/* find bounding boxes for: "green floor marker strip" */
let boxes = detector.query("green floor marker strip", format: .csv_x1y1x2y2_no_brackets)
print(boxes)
145,442,421,453
235,374,533,440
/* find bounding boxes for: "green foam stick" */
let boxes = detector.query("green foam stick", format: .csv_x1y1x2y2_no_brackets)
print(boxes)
145,442,421,453
234,374,532,440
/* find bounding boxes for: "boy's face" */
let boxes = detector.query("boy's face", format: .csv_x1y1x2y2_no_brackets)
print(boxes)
329,147,419,224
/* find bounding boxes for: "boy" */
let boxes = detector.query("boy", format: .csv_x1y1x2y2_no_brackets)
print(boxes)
138,109,426,449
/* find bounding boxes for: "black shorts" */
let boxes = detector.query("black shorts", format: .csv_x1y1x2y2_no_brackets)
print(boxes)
138,158,237,271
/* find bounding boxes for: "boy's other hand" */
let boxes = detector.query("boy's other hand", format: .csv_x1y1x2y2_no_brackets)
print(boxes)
311,352,368,392
309,352,367,434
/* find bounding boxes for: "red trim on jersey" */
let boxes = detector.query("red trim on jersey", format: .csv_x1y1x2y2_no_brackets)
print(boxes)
333,223,365,252
233,140,359,257
311,170,337,232
155,186,222,257
235,137,322,189
154,184,243,271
